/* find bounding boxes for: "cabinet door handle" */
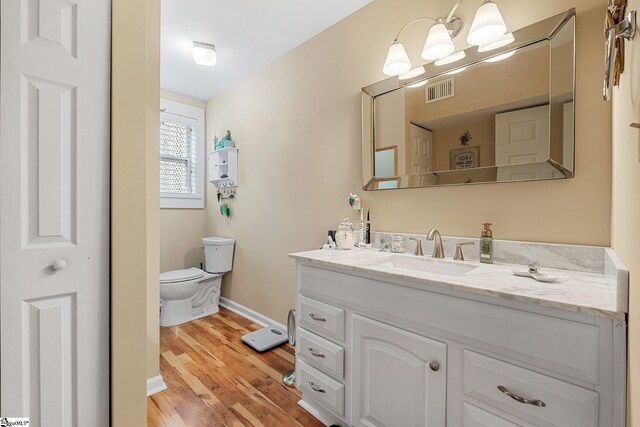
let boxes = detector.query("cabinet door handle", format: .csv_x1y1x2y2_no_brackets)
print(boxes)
497,385,546,407
308,381,326,393
308,313,327,322
308,347,326,358
429,361,440,372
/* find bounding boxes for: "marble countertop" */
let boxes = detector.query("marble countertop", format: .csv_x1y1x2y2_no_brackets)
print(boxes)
289,248,627,320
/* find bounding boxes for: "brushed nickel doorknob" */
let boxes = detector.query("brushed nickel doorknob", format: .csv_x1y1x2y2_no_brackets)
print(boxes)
429,361,440,371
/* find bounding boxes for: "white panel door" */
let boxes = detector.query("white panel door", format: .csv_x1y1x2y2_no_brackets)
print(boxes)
352,315,447,427
1,0,110,425
410,124,436,186
495,105,558,180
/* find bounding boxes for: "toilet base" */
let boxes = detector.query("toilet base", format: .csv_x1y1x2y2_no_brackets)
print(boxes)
160,299,194,327
160,275,222,327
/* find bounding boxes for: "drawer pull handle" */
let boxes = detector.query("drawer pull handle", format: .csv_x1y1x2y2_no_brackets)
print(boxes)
429,361,440,372
308,381,326,393
498,385,547,407
309,313,327,322
308,347,326,358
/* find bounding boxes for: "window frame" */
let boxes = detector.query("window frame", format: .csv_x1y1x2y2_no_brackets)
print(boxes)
159,98,205,209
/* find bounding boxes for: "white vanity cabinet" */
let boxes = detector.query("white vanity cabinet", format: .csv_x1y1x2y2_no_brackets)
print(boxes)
294,263,626,427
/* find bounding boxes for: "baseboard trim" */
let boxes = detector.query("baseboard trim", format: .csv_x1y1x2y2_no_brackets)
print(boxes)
147,374,167,397
219,297,286,331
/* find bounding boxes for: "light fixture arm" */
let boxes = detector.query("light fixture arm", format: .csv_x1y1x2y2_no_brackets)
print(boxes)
393,17,438,42
444,0,465,24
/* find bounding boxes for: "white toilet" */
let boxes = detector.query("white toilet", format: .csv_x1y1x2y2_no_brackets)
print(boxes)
159,236,235,327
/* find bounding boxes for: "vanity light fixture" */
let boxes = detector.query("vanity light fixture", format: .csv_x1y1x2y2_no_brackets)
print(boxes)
192,41,217,67
399,66,426,80
434,50,466,66
382,0,508,76
483,50,516,63
477,32,514,52
406,79,429,88
446,66,468,75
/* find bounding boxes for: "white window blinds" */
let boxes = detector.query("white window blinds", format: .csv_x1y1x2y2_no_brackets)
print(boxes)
160,114,197,195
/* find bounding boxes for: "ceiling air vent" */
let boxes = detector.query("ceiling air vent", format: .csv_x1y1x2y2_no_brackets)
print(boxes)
425,78,454,104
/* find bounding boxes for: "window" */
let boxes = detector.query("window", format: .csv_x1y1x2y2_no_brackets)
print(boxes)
160,99,204,208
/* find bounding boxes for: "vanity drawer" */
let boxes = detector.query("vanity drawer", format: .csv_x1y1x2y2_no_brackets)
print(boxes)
462,402,521,427
298,328,345,379
298,360,345,416
299,295,345,342
463,350,598,427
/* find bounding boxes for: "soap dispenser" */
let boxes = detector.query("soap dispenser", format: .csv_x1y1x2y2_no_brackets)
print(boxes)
480,223,493,264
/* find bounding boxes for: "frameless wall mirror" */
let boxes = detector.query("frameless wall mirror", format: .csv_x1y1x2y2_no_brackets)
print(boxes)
362,9,575,190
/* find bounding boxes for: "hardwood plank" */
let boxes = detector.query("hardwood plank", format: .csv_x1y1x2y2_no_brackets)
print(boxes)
231,403,266,427
147,307,324,427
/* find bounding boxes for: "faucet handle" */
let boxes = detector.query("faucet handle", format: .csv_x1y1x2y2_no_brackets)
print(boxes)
453,241,475,261
409,238,424,256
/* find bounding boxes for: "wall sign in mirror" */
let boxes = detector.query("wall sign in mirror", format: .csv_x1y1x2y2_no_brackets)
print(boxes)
361,9,575,190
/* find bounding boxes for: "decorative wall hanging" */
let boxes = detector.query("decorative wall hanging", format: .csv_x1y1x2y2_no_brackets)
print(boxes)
450,146,479,170
603,1,636,100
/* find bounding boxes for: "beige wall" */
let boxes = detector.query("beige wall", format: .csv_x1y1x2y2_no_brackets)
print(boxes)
611,0,640,423
205,0,611,325
159,91,207,272
112,0,160,424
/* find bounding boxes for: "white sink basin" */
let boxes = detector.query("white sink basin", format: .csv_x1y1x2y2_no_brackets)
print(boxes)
367,255,478,276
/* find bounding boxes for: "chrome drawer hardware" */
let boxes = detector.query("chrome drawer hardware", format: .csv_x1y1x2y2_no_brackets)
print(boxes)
429,361,440,372
309,381,326,393
309,313,327,322
308,347,326,358
498,385,547,407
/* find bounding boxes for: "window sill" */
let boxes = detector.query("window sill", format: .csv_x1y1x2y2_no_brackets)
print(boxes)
160,196,204,209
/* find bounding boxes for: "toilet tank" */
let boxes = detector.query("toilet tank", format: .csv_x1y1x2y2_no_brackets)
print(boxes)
202,237,235,273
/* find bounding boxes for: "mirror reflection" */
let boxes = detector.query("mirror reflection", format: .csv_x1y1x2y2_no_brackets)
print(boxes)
363,11,575,190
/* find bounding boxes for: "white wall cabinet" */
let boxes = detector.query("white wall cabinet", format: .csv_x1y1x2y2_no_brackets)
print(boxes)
294,263,626,427
208,147,238,187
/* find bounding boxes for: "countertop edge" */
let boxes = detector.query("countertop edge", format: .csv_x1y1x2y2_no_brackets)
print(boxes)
290,251,626,321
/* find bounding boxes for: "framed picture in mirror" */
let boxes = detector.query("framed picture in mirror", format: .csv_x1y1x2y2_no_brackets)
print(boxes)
450,146,479,170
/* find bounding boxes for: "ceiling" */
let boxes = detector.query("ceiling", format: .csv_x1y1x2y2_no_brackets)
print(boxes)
161,0,373,101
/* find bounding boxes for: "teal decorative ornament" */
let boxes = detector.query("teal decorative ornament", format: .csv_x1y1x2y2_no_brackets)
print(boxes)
216,130,235,150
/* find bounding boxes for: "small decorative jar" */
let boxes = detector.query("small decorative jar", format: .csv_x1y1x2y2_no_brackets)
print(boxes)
335,218,356,250
391,234,405,253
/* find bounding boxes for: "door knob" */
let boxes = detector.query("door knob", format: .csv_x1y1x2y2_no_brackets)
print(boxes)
429,361,440,372
51,259,68,271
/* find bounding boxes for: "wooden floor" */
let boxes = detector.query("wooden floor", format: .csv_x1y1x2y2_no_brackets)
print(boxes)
147,308,324,427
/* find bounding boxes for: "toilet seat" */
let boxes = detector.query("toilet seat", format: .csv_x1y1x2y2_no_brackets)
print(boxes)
160,267,204,284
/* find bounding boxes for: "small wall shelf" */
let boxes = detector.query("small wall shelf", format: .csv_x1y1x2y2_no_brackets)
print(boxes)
208,147,238,187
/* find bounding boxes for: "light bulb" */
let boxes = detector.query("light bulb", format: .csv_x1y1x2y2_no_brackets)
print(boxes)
422,22,455,61
383,43,412,76
467,1,507,46
192,42,217,67
478,32,514,52
434,51,466,66
399,67,426,80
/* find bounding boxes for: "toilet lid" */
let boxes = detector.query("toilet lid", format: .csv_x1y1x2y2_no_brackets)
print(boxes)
160,268,204,284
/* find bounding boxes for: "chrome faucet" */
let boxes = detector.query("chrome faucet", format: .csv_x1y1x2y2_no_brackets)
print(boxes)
427,229,445,258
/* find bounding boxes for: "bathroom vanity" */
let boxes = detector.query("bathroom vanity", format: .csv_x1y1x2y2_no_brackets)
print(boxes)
290,244,627,427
